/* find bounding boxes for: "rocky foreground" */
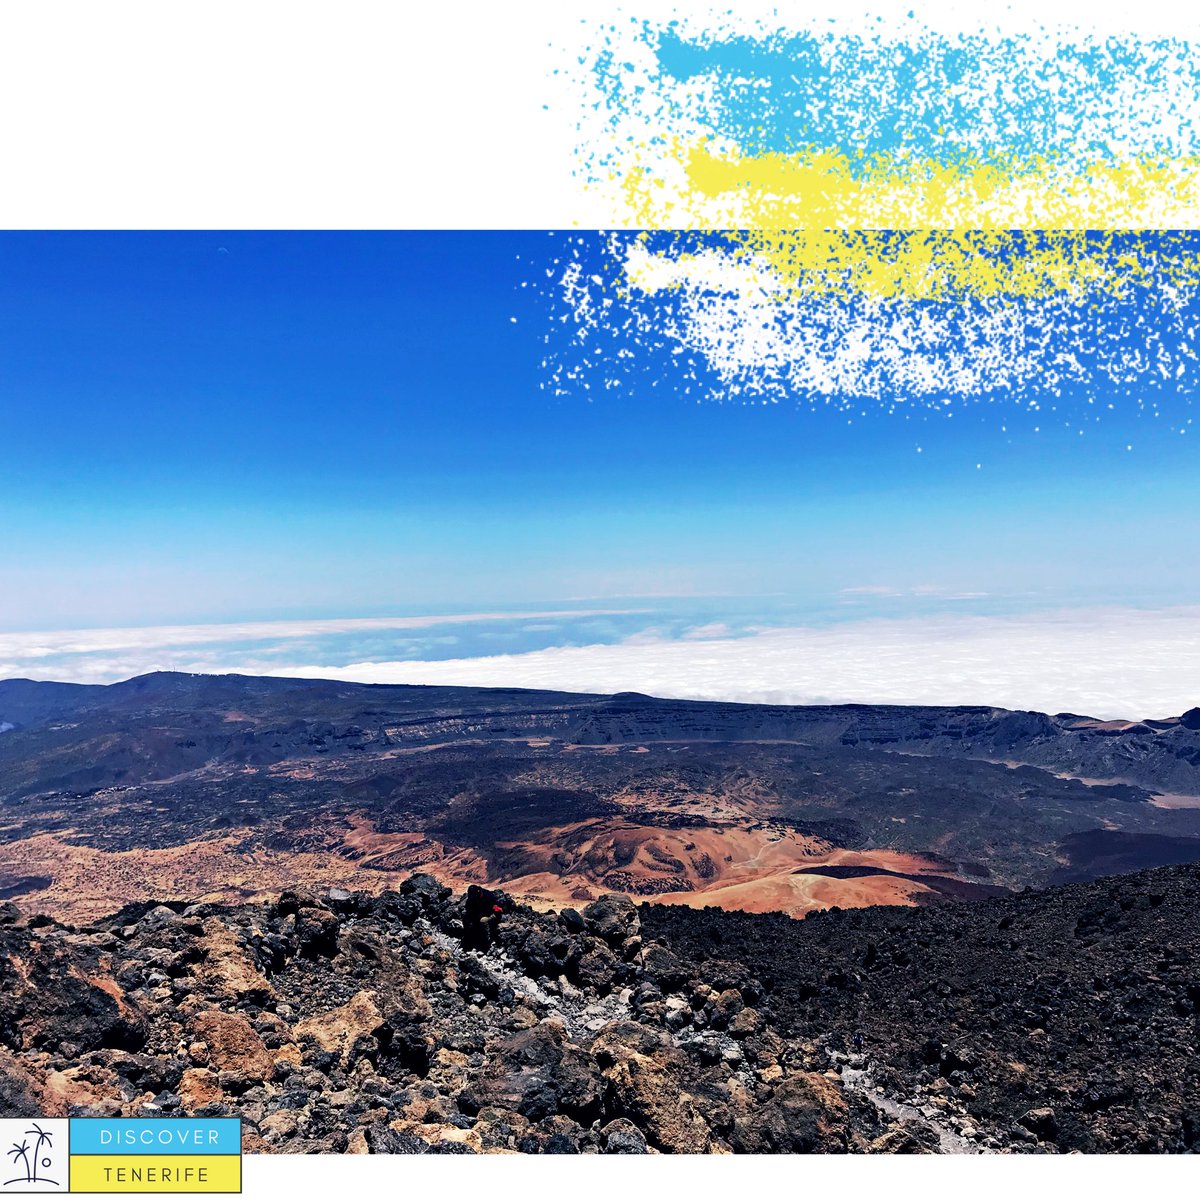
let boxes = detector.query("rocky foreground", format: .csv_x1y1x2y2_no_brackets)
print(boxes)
2,864,1199,1154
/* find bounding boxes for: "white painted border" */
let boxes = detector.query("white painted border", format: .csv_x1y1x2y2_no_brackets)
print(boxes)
2,1,1200,228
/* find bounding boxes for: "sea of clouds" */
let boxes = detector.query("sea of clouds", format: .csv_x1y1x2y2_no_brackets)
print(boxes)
2,605,1197,722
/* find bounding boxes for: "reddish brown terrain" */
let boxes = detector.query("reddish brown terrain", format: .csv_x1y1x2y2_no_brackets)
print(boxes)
1,673,1198,923
0,810,981,923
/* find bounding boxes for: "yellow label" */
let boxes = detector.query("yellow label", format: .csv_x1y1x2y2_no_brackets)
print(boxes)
70,1153,241,1193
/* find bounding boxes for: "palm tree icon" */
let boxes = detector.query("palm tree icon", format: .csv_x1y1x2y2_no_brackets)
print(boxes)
5,1124,57,1187
5,1139,33,1185
28,1124,56,1184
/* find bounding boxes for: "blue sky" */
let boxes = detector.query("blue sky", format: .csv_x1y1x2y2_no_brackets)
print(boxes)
0,231,1197,707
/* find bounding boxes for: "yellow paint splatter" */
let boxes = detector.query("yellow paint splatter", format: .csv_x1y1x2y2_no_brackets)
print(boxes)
614,142,1200,300
620,229,1200,303
670,142,1200,230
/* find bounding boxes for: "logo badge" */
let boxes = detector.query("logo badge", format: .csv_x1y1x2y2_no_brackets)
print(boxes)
1,1120,69,1194
1,1119,240,1194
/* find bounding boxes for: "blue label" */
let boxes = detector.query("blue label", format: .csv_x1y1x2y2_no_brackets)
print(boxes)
69,1118,242,1156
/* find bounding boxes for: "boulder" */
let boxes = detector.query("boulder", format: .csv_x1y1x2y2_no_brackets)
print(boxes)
41,1065,122,1116
378,978,434,1072
295,990,384,1068
178,1067,223,1110
295,908,341,958
582,894,640,947
191,1010,274,1081
728,1007,761,1038
558,908,585,934
591,1022,710,1153
1020,1107,1058,1140
729,1072,849,1153
0,1046,44,1113
193,918,275,1003
641,944,688,991
400,873,451,913
601,1118,649,1154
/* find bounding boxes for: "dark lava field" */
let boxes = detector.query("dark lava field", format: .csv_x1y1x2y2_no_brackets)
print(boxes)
1,673,1199,920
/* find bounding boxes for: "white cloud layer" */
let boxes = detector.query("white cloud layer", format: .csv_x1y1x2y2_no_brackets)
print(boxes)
2,607,1196,721
268,607,1200,721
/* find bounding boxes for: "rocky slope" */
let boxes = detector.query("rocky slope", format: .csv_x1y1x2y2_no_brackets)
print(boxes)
2,864,1198,1153
645,862,1200,1154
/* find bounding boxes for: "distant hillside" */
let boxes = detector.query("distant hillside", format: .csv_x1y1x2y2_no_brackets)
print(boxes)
0,672,1198,921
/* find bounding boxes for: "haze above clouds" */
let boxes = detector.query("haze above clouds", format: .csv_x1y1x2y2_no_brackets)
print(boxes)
0,609,638,686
